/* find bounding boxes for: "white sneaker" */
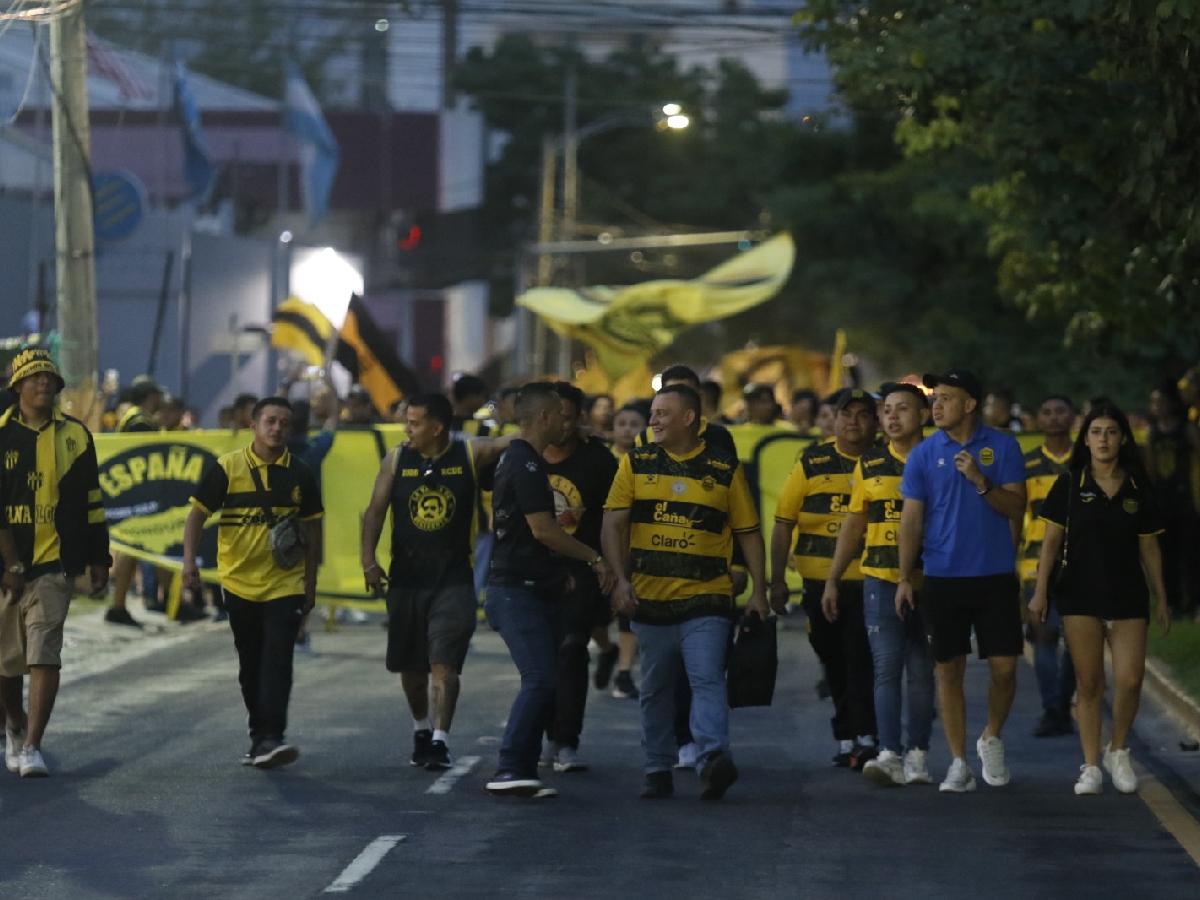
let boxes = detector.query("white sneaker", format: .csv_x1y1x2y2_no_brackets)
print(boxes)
1103,745,1138,794
1074,764,1103,795
674,742,699,770
5,726,23,774
862,749,905,787
938,757,977,793
19,746,48,778
553,746,588,773
976,735,1011,787
903,748,932,785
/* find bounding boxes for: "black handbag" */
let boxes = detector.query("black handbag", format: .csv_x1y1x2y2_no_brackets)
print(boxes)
727,612,778,708
248,463,307,570
1049,473,1075,597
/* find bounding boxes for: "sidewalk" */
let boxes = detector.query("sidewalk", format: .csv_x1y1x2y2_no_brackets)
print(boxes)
59,596,223,687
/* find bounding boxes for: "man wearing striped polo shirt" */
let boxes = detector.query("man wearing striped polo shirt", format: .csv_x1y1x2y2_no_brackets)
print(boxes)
1020,396,1077,738
603,384,767,802
823,382,934,787
772,388,878,768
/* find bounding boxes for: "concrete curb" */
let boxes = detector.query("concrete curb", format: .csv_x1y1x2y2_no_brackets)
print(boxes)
1143,657,1200,743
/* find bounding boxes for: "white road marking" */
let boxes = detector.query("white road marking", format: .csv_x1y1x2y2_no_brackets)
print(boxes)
475,735,499,745
426,754,481,795
323,835,407,894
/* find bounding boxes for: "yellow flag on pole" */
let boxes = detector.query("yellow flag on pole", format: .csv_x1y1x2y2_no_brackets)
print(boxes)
517,233,796,378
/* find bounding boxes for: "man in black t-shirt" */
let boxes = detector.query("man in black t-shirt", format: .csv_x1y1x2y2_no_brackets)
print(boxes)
484,383,616,799
539,383,619,774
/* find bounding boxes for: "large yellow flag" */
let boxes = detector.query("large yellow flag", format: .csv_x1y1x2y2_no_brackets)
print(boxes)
517,233,796,378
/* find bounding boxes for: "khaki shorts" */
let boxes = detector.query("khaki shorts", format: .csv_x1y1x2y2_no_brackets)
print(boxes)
0,572,72,676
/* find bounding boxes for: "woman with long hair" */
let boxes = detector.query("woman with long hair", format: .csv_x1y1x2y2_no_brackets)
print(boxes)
1030,402,1170,795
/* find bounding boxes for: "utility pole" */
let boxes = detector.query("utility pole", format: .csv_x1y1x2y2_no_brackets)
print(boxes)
556,54,578,377
441,0,458,109
50,0,99,424
530,135,556,374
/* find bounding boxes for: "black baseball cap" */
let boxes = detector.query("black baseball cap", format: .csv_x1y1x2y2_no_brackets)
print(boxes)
922,369,983,402
832,387,877,415
879,381,929,406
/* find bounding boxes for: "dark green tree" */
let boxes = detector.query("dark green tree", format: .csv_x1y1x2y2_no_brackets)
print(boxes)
797,0,1200,382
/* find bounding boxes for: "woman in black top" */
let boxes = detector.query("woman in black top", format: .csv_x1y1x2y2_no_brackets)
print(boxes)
1030,403,1170,797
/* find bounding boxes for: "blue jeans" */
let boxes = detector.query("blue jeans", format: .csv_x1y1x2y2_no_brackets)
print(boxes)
632,616,732,773
485,584,560,778
863,577,934,753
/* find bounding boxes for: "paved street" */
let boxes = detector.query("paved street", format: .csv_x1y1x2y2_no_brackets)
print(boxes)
2,609,1199,899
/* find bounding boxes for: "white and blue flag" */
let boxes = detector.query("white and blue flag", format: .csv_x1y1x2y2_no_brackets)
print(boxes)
284,65,339,224
172,62,216,203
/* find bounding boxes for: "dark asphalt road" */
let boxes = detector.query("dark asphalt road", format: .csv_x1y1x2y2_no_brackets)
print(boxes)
1,613,1198,899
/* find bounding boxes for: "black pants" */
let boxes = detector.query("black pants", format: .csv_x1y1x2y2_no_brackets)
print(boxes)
803,579,876,741
547,576,596,750
224,592,305,745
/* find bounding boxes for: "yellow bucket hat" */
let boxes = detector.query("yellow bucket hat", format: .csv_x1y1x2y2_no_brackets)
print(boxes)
8,347,65,394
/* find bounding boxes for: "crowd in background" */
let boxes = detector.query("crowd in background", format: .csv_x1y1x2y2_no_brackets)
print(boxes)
18,361,1197,628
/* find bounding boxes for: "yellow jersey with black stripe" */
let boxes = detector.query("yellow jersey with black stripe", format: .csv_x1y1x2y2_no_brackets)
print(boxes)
847,444,912,583
0,406,110,577
1020,444,1071,584
776,443,862,581
190,445,323,601
605,440,758,624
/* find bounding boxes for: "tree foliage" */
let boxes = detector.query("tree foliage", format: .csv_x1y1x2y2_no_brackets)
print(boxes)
797,0,1200,377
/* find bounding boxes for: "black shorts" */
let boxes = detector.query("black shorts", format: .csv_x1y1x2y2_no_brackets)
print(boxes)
386,580,477,674
921,573,1022,663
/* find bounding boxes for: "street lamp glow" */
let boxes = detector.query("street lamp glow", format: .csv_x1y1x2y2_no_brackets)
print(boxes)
666,114,690,130
662,102,683,117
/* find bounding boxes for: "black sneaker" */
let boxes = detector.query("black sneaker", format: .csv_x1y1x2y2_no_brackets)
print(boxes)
425,739,453,771
831,750,853,768
593,645,619,690
485,772,546,797
640,770,674,800
848,744,878,771
612,671,639,700
1033,710,1074,738
241,745,256,767
411,729,433,767
175,603,208,623
252,738,299,769
104,607,142,629
699,751,738,801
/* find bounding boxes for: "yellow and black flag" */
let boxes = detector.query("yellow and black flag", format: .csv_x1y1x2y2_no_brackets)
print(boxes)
271,297,421,416
271,297,334,366
334,296,421,416
516,233,795,379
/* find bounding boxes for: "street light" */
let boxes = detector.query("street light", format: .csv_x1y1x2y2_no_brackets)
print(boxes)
665,114,690,130
662,102,683,117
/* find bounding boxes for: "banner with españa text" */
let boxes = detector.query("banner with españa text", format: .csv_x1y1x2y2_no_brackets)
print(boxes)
95,428,407,605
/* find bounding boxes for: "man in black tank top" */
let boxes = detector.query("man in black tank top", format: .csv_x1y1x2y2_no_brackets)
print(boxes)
361,393,516,771
538,383,619,773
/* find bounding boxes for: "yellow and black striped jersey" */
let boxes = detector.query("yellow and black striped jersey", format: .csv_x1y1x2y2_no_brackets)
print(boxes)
190,445,324,601
605,440,758,624
847,443,912,584
0,406,109,576
776,443,862,581
1020,444,1071,584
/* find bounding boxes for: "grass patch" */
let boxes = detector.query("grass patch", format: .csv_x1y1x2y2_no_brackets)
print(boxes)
1148,620,1200,703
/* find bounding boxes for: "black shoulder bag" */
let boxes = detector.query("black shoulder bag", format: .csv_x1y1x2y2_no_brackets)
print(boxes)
247,464,307,570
